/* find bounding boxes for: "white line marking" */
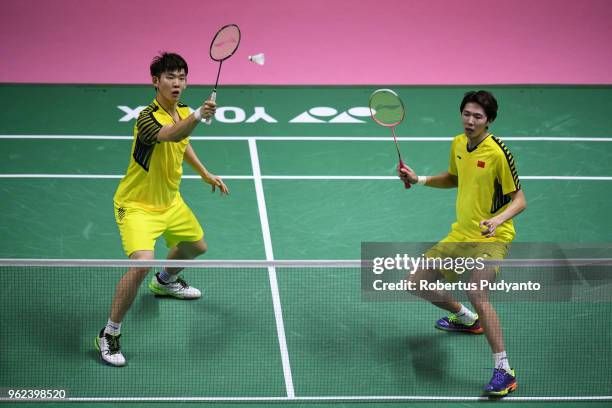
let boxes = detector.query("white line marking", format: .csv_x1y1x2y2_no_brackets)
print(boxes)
0,174,125,179
248,138,295,398
2,135,612,142
0,174,253,179
1,396,608,402
263,176,397,180
2,258,609,268
500,137,612,142
264,175,612,181
2,174,611,181
521,176,612,180
0,135,134,140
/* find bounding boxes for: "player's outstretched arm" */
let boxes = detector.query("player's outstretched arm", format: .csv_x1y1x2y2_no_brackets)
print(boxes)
400,166,457,188
422,172,458,188
183,143,229,195
156,100,217,142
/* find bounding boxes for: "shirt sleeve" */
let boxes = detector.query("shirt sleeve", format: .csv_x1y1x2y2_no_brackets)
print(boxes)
497,146,521,194
136,110,163,145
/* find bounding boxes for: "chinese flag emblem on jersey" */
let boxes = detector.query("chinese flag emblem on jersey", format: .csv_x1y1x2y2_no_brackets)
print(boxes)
477,160,486,168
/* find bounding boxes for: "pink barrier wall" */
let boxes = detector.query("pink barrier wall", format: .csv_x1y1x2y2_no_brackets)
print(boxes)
1,0,611,85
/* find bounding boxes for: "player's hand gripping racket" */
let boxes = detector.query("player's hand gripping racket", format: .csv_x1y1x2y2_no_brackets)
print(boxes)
369,89,411,189
205,24,241,125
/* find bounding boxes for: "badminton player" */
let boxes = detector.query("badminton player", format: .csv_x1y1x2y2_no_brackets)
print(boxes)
96,52,228,366
399,90,527,396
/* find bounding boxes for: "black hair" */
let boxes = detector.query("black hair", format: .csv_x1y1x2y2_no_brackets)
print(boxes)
460,90,498,122
150,52,188,77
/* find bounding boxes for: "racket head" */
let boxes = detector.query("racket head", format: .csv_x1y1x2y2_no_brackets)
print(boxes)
210,24,241,61
369,88,405,127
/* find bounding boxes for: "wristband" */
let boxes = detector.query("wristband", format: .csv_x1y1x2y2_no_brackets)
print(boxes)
417,176,427,186
193,108,202,122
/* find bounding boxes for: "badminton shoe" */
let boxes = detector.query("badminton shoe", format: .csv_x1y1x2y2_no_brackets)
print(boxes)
435,314,484,334
484,368,517,396
148,273,201,299
95,329,126,367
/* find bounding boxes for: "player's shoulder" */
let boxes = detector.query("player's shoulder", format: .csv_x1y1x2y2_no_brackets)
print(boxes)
137,101,160,120
487,135,519,175
487,134,515,157
451,133,467,148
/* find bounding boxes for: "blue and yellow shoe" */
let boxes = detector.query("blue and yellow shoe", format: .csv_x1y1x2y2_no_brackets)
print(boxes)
484,368,517,397
435,314,484,334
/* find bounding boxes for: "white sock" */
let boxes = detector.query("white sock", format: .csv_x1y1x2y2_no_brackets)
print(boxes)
158,268,177,284
104,319,121,336
455,304,477,324
494,351,511,372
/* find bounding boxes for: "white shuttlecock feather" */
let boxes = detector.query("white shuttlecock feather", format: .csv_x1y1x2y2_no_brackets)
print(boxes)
248,53,265,66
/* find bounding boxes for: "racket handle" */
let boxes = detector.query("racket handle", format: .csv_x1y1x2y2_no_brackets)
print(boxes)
204,90,217,125
398,159,412,189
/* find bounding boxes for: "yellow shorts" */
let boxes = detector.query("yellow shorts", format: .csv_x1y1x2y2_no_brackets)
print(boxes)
114,195,204,257
425,230,510,282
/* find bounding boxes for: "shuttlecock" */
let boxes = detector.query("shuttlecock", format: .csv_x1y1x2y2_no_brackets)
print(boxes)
248,53,265,66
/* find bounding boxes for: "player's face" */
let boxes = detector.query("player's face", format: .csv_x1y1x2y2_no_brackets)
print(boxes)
461,102,490,139
153,69,187,102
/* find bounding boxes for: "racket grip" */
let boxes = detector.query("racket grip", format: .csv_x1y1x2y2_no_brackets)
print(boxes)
204,90,217,125
398,159,412,189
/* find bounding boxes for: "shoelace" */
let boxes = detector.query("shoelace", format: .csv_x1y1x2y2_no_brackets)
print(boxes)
175,276,190,289
448,314,460,323
104,333,121,355
492,369,507,384
448,314,476,326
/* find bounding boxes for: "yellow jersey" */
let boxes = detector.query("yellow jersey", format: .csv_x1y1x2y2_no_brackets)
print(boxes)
448,134,521,242
114,99,191,211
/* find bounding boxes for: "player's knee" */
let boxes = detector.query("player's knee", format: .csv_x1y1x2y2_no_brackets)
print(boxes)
193,240,207,256
407,267,424,284
129,265,151,278
176,240,207,258
467,288,489,305
406,268,436,296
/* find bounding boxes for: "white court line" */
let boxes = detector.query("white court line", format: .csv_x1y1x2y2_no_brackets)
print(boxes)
0,174,252,179
1,396,608,402
263,175,612,181
1,174,611,181
248,138,295,398
2,134,612,141
521,176,612,181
